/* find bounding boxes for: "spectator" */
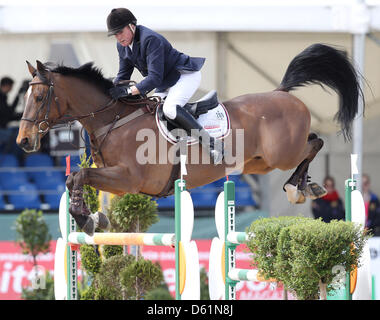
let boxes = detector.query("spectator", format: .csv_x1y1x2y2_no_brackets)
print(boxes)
311,176,345,223
0,77,24,152
362,174,380,236
0,77,23,126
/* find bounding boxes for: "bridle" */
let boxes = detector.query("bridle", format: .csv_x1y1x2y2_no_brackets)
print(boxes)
20,72,161,158
20,69,163,168
21,74,118,135
21,79,58,134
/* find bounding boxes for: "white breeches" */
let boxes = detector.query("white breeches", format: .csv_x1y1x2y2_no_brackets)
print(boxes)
154,70,201,120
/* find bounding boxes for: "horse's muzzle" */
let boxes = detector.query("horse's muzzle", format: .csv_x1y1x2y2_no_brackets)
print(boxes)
17,137,30,151
17,136,38,153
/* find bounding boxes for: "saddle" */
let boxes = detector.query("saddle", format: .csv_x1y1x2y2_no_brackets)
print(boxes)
93,81,221,141
117,79,219,118
156,90,219,131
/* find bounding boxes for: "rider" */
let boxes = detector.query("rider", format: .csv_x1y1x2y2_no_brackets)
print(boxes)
106,8,223,164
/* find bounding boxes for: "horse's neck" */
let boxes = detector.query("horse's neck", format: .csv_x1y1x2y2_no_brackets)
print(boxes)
64,80,132,136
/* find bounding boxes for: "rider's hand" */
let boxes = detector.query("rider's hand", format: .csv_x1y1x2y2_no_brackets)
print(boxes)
109,86,132,100
130,86,140,95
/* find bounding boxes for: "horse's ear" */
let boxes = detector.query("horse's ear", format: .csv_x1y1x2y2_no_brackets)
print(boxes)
26,60,37,77
36,60,48,78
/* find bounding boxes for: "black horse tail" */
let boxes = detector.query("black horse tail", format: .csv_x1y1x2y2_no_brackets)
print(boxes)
277,43,364,141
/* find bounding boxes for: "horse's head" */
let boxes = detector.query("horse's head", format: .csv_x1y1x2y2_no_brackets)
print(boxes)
17,60,66,152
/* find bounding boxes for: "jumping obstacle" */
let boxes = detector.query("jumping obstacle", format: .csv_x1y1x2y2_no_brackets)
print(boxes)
208,180,276,300
328,154,372,300
54,178,200,300
209,154,373,300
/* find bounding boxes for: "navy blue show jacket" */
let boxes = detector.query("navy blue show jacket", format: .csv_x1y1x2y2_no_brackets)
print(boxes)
114,25,205,95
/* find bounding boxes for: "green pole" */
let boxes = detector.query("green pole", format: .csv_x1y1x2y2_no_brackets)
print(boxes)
224,180,237,300
372,275,376,300
65,188,72,299
345,178,355,301
66,187,77,300
174,179,183,300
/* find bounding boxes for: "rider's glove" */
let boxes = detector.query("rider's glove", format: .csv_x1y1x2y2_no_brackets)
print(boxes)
109,86,132,100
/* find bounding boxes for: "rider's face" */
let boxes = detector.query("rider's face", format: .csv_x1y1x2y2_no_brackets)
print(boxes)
115,25,135,47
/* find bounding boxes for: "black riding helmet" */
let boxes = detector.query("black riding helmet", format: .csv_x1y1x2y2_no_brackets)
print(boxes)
106,8,137,36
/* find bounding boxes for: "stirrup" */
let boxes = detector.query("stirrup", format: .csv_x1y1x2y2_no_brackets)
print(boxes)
208,138,224,165
210,149,224,165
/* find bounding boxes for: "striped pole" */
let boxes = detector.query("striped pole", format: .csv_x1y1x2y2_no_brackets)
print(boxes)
229,269,259,282
68,232,175,246
227,232,249,245
228,268,277,282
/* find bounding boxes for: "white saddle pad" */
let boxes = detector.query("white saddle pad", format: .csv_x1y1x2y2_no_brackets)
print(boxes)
155,103,231,145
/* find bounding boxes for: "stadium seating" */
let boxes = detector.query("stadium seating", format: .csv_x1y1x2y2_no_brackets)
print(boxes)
39,179,65,209
0,152,256,211
211,175,257,207
0,154,20,167
0,170,29,190
190,185,219,208
155,175,256,209
0,186,6,210
8,182,42,210
235,187,257,206
24,153,55,182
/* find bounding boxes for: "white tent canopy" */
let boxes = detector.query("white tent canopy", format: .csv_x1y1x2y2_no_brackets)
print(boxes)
0,0,379,33
0,0,375,188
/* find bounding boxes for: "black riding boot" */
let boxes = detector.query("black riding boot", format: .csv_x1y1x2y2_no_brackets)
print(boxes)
171,106,224,164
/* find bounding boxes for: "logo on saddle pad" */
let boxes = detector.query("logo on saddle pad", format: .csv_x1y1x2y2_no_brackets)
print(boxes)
155,91,231,145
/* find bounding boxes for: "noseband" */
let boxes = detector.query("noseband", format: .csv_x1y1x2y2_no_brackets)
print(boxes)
21,79,59,134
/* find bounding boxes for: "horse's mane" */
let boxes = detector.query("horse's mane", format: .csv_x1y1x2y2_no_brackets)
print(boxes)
47,62,114,95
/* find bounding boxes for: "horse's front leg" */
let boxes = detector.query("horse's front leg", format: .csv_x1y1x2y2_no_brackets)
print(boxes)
68,166,143,236
65,171,77,198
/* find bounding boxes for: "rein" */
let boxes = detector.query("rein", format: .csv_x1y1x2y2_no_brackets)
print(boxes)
22,72,179,198
22,77,161,160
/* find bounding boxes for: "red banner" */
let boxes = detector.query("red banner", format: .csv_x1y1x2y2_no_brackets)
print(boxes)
0,241,57,300
141,239,287,300
0,240,288,300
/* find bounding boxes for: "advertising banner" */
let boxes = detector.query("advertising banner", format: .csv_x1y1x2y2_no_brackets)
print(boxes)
2,238,378,300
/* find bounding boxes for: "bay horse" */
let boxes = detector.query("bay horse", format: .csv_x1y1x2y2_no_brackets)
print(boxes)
17,43,362,235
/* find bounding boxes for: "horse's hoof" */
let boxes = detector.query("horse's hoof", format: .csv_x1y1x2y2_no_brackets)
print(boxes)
69,203,82,217
82,216,96,236
296,192,306,204
304,182,327,200
284,183,302,204
93,211,111,231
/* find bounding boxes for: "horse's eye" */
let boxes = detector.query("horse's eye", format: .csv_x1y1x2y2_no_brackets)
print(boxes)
36,95,43,102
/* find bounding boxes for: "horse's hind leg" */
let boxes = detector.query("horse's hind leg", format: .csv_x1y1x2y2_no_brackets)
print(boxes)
283,134,326,204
